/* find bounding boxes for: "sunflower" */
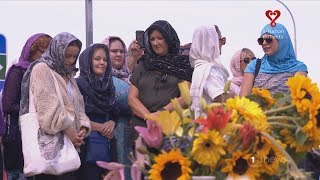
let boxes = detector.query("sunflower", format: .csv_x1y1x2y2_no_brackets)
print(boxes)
252,88,276,107
259,138,287,175
221,151,261,179
226,96,269,131
309,94,320,127
191,130,226,167
149,149,192,180
280,129,314,152
301,117,320,141
253,135,272,158
287,74,319,114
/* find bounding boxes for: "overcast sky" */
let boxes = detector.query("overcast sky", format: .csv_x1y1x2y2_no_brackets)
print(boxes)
1,0,319,85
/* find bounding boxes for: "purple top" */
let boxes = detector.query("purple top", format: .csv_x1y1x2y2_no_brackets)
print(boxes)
2,33,46,134
0,91,4,136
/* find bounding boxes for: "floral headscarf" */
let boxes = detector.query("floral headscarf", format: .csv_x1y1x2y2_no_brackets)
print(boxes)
102,36,131,84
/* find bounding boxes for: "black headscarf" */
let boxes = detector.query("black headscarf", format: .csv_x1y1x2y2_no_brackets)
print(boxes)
20,32,82,116
76,43,116,115
142,20,193,82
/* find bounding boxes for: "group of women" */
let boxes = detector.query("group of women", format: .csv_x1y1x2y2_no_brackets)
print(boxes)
1,19,313,180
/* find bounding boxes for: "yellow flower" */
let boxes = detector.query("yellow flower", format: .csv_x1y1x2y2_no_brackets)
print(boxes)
309,93,320,120
191,130,226,167
171,98,184,116
306,94,320,141
221,151,261,180
149,149,192,180
226,96,269,131
280,129,314,152
261,143,287,175
252,88,276,107
301,117,320,142
148,111,181,136
287,74,319,114
255,137,287,175
253,136,271,158
178,81,191,106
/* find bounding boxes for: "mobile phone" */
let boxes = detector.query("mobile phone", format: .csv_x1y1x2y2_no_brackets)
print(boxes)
136,30,145,48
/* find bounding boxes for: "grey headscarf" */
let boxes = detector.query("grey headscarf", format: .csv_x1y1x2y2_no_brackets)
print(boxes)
20,32,82,116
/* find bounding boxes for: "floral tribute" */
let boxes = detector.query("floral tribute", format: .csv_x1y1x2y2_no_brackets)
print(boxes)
99,74,320,180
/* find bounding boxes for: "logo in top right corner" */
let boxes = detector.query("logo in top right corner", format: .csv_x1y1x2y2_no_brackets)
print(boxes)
265,10,281,27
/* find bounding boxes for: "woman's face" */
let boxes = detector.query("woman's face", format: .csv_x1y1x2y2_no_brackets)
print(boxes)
260,34,279,56
109,40,125,70
64,45,80,68
240,52,254,76
149,29,169,56
92,48,107,77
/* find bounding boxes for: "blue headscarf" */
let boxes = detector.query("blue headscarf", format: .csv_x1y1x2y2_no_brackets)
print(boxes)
245,23,307,74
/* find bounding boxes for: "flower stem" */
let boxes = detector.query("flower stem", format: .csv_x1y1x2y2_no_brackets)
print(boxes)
268,122,296,129
264,104,296,115
267,116,302,121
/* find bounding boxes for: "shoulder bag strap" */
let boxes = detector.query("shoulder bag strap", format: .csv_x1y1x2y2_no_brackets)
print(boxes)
253,58,262,86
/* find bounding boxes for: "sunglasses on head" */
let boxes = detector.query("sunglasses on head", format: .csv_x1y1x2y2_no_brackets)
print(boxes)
240,57,256,64
257,37,273,45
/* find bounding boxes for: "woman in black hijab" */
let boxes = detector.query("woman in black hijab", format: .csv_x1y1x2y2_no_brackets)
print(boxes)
76,43,119,180
128,20,193,147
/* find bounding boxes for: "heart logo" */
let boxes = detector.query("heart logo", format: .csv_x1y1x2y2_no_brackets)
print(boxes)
265,10,281,27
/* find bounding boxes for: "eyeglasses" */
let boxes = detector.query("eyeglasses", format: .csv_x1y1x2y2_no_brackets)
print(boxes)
257,37,273,45
220,37,226,45
240,57,256,64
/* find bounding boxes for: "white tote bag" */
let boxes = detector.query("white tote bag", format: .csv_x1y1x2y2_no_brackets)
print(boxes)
19,69,81,177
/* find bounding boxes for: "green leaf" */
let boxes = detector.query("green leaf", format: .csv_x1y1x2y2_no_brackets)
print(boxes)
295,130,308,145
273,92,284,99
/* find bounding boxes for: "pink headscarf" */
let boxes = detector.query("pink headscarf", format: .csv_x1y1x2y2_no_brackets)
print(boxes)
230,50,243,86
102,36,131,84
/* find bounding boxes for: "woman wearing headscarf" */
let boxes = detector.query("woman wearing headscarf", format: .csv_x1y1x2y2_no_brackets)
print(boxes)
102,36,132,179
239,23,316,178
128,20,193,147
229,48,255,97
76,43,119,180
189,25,229,118
20,32,91,180
2,33,51,179
240,23,307,96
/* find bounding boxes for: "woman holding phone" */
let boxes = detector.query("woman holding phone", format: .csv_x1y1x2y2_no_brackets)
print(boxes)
128,20,193,148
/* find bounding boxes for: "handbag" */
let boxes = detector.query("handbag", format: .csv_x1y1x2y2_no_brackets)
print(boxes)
19,69,81,177
85,131,111,163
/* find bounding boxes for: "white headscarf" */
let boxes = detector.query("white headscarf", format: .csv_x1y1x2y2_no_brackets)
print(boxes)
189,25,229,118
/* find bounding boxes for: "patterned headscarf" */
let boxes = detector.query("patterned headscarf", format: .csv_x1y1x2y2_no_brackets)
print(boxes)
76,43,116,114
20,32,82,115
142,20,193,82
101,36,131,84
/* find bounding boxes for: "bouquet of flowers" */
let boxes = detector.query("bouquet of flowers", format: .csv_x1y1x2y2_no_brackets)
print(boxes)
100,74,320,180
